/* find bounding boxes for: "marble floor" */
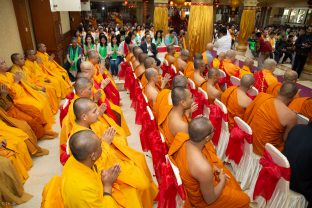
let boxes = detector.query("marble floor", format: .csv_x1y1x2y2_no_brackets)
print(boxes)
16,90,156,207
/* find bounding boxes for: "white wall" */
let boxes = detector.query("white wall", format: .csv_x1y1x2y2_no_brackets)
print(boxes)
0,0,23,65
60,11,71,34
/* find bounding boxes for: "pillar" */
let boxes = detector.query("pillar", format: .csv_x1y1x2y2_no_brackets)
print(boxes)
136,1,144,24
302,2,312,79
236,0,258,53
153,0,168,35
186,0,213,57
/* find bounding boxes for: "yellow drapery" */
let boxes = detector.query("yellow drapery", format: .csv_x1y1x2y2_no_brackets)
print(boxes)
186,4,213,57
237,9,256,45
153,6,168,35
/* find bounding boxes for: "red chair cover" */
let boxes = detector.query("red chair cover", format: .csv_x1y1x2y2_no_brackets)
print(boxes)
118,61,128,80
139,110,153,151
59,92,74,127
189,87,207,118
60,144,70,166
209,104,228,146
102,73,120,106
254,71,268,93
253,150,291,202
225,124,253,164
124,66,133,91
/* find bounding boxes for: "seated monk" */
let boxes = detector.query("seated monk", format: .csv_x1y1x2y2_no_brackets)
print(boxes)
80,61,130,136
25,49,63,102
202,68,222,104
191,57,207,88
267,70,298,97
131,46,143,69
10,53,58,114
0,82,57,140
159,87,193,147
154,75,188,121
173,49,190,73
221,74,254,129
168,117,250,208
0,122,32,183
254,58,278,93
211,52,225,69
144,68,170,110
185,53,203,79
126,44,135,62
240,57,254,78
69,98,158,207
202,43,214,67
0,156,33,205
289,97,312,121
62,130,120,208
221,50,240,87
164,45,176,66
0,57,57,137
140,57,158,88
243,82,298,155
135,53,148,79
36,43,71,87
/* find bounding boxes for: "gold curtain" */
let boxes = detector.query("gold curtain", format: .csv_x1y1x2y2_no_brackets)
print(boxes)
238,9,256,45
186,5,213,57
153,6,168,35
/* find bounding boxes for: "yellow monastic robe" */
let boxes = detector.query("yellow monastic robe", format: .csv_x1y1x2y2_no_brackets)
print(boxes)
184,61,194,79
22,61,59,113
212,58,221,69
69,122,158,208
0,72,54,127
62,157,118,208
0,120,32,183
41,176,64,208
0,156,33,206
239,66,252,79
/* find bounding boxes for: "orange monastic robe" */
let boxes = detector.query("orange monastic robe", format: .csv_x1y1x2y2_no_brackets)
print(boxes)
266,82,282,97
222,59,240,78
169,132,250,208
221,86,246,129
70,122,158,208
184,61,194,79
154,89,171,121
289,97,312,121
239,66,252,79
243,93,285,155
0,120,32,183
254,69,278,93
0,72,54,127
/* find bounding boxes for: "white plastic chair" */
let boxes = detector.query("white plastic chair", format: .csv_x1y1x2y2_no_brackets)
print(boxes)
230,76,241,86
218,69,226,78
198,87,210,116
129,61,133,70
225,117,257,191
188,78,195,90
163,59,169,66
146,106,154,121
171,65,177,74
142,92,149,104
297,114,309,125
248,86,259,97
139,82,143,89
178,71,184,76
250,143,290,208
213,99,230,161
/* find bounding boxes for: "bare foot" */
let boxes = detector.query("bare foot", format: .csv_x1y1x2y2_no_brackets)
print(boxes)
33,147,49,157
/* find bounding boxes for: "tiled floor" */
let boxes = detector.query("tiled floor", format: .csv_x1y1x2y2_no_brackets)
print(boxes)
16,90,156,207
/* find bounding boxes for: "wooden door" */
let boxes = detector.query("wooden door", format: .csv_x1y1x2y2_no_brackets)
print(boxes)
12,0,34,50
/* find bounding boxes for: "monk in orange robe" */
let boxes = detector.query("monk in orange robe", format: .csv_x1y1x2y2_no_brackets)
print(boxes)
125,44,135,63
135,53,148,79
0,57,56,136
202,43,214,66
168,117,250,208
36,43,71,88
202,68,222,104
140,57,158,88
221,74,254,128
254,58,278,93
159,87,193,147
267,70,298,97
164,45,176,66
131,47,143,70
173,49,189,73
221,50,240,86
243,82,298,155
289,97,312,121
68,98,158,208
190,58,207,88
211,52,225,69
185,53,203,79
239,58,254,78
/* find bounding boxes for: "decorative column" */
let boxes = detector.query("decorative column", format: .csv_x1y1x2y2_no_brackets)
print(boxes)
153,0,168,35
186,0,213,57
136,1,144,24
236,0,258,53
302,0,312,79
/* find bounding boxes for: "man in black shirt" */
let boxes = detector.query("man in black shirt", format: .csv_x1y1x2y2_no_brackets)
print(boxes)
283,123,312,207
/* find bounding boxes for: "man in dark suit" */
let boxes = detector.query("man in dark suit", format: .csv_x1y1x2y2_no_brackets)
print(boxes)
140,34,161,66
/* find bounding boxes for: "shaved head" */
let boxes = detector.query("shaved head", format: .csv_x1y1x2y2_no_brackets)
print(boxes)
80,61,94,72
171,87,187,106
73,98,95,121
278,82,298,99
144,57,156,69
87,50,99,59
206,43,214,51
240,74,255,89
145,68,157,81
133,47,143,59
138,53,148,64
263,59,277,71
208,68,219,79
225,50,236,61
10,53,20,64
194,58,204,70
218,52,226,61
188,116,213,143
194,53,203,60
284,70,298,82
0,57,9,72
244,57,254,68
76,72,90,79
180,49,189,58
69,130,100,162
74,78,92,93
172,75,188,89
167,45,175,54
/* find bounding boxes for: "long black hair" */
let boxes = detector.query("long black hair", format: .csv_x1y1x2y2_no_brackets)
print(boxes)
84,34,95,46
99,34,108,47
